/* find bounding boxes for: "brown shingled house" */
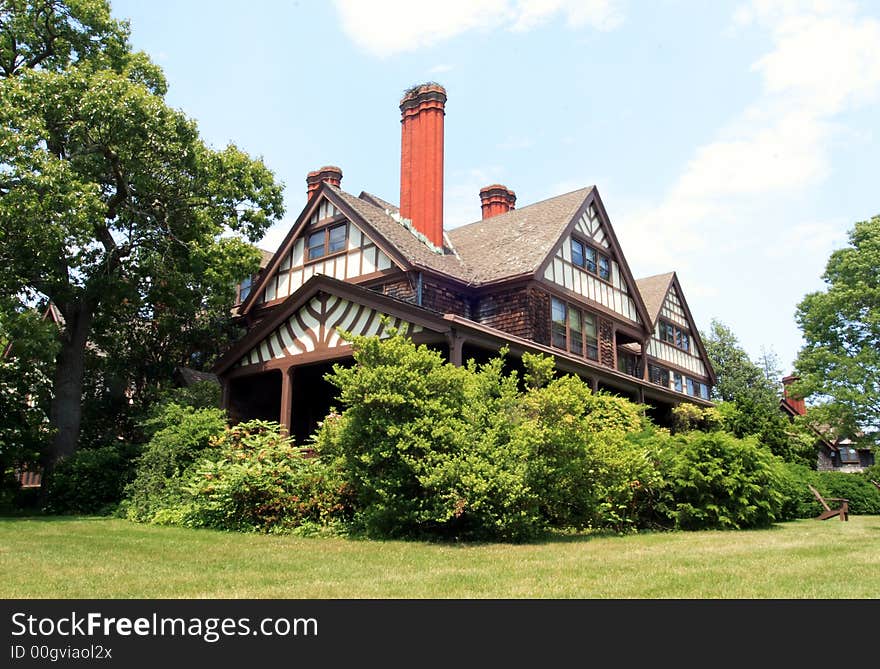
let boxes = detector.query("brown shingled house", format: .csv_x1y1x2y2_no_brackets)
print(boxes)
213,84,716,443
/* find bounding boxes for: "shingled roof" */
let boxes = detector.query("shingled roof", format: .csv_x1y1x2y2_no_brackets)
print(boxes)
328,185,594,287
447,187,593,285
635,272,675,325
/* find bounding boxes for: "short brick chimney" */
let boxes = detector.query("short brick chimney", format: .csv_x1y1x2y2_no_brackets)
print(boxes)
399,83,446,248
479,184,516,219
307,166,342,201
782,374,806,415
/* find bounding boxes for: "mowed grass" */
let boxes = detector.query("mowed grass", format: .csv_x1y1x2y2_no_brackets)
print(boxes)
1,516,878,598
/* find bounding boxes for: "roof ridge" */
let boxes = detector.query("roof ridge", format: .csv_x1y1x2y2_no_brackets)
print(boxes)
449,186,593,233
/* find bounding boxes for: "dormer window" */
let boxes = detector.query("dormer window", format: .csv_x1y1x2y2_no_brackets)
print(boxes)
307,223,348,261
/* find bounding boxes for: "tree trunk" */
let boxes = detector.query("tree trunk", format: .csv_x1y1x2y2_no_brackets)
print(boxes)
43,302,93,485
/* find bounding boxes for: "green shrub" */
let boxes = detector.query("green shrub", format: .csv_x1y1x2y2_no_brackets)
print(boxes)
46,443,141,514
813,471,880,515
122,404,228,522
652,430,787,530
180,420,352,534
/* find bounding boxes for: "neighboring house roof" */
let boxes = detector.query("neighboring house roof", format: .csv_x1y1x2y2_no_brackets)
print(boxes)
635,272,676,325
173,366,219,386
258,248,274,268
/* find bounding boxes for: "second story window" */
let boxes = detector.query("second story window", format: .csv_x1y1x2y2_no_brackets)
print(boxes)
551,297,599,361
307,223,347,261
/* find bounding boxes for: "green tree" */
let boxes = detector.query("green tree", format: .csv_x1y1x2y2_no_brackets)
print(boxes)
702,319,812,465
0,298,58,499
794,215,880,442
0,1,284,473
702,319,777,404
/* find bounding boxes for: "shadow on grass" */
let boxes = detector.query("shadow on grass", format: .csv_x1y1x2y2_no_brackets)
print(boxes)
0,513,114,523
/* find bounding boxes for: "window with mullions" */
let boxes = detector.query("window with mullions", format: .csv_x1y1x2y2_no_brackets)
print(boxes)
838,445,860,464
307,223,347,261
659,319,691,353
673,372,683,393
238,275,252,302
570,238,603,277
649,364,669,388
551,297,598,361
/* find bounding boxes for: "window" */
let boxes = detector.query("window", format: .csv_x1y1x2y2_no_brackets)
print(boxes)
307,223,347,261
598,255,610,281
618,350,638,377
700,383,710,400
585,246,597,274
838,443,859,464
649,364,669,388
551,297,598,361
659,319,691,353
686,377,695,396
584,312,598,360
571,239,585,268
551,298,567,349
238,275,252,302
568,307,583,356
673,372,683,393
570,237,610,279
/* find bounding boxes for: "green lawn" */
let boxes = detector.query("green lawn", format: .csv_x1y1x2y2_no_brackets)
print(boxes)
1,515,878,598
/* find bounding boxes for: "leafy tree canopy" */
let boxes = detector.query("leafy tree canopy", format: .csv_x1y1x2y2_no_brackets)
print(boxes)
0,0,284,467
794,215,880,442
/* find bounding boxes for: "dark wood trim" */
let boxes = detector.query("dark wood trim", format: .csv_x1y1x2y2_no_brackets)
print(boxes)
255,268,401,312
645,355,712,384
667,274,717,384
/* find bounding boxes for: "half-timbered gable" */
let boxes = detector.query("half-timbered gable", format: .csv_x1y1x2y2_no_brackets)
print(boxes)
229,278,428,371
538,194,646,327
240,190,409,314
636,272,716,400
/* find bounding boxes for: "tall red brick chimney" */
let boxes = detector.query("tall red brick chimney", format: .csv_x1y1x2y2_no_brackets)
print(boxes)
307,166,342,201
480,184,516,219
399,83,446,248
782,374,806,415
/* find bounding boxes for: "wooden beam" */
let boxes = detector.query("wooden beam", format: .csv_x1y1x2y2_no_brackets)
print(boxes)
279,366,294,435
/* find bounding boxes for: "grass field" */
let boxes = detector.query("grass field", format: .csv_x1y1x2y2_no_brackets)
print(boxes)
1,515,878,598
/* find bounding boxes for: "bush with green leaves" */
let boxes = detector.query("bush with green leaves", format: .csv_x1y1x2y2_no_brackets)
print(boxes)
315,331,660,540
178,420,352,534
45,442,141,514
650,430,787,530
812,471,880,515
121,404,228,522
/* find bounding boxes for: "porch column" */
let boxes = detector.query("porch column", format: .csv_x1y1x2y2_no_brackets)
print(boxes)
637,386,645,404
220,378,230,411
642,338,651,381
279,366,294,435
591,377,599,393
447,330,465,367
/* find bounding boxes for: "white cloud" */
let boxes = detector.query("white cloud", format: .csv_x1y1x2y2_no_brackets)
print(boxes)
429,63,455,74
332,0,624,58
620,1,880,273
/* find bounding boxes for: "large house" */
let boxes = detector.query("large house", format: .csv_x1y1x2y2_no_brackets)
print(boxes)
212,84,716,443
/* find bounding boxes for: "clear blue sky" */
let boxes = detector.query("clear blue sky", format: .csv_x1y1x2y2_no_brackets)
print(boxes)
111,0,880,375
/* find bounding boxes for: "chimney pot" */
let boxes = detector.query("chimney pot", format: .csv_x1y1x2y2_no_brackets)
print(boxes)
399,83,447,248
479,184,517,219
307,165,342,201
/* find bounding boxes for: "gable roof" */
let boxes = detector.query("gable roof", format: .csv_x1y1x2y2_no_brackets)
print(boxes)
635,272,676,325
635,271,717,384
